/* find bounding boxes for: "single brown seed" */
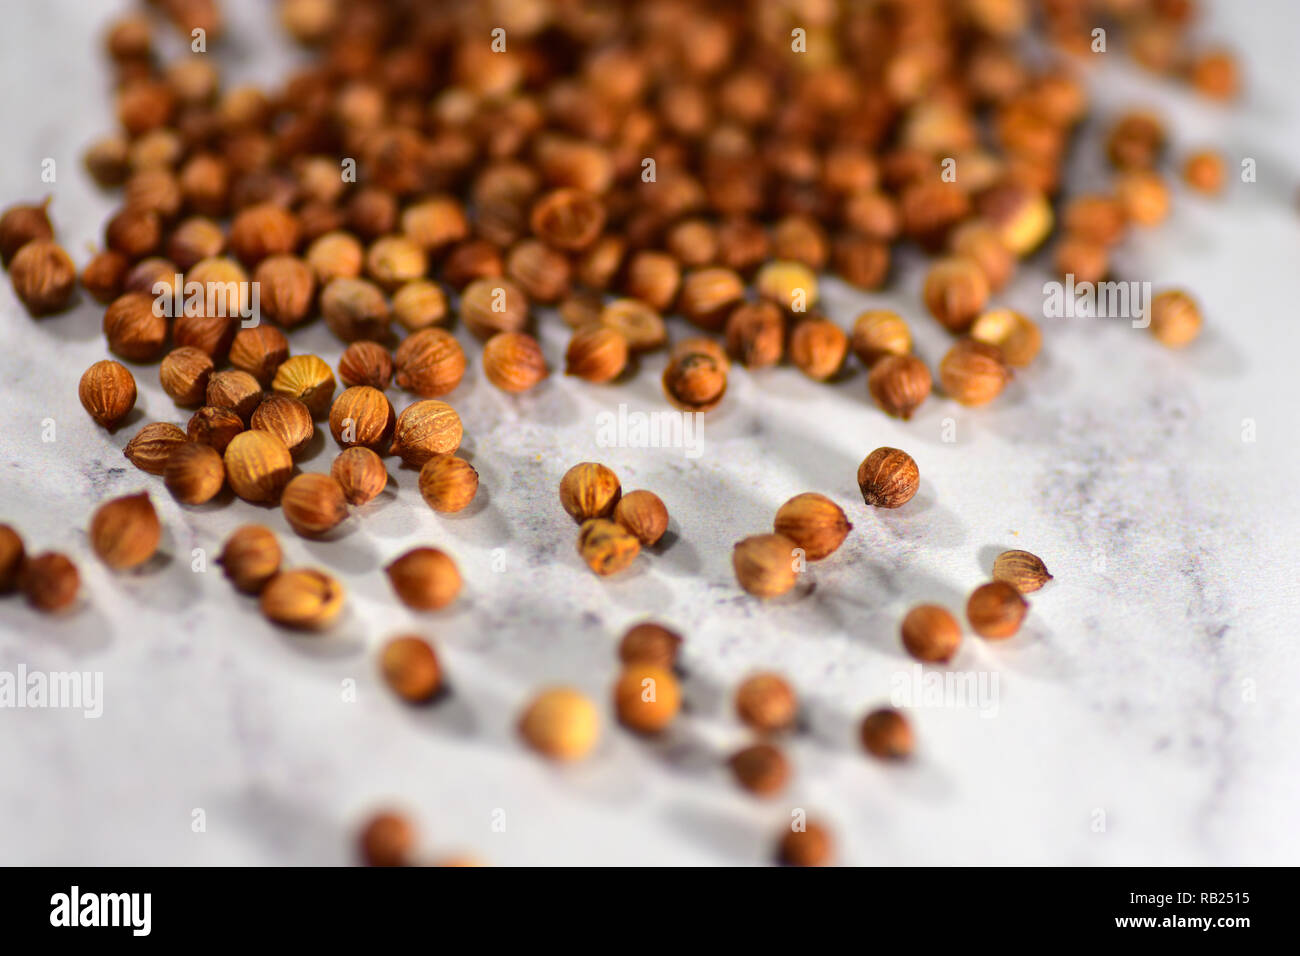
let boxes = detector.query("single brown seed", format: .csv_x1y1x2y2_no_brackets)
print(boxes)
789,317,848,381
678,267,745,331
923,257,990,333
281,473,349,537
163,441,225,505
530,188,605,251
832,234,891,290
206,369,264,424
519,687,599,761
442,239,504,290
328,386,395,451
122,257,179,298
901,604,962,662
0,199,54,265
663,339,728,413
358,811,415,867
89,492,160,570
101,291,166,360
116,79,174,135
613,663,681,734
400,196,468,252
223,429,293,503
79,360,137,430
1115,170,1171,227
1189,49,1239,100
735,673,798,732
755,260,819,314
940,339,1011,406
577,518,641,576
347,188,398,241
173,313,236,367
868,354,933,421
559,463,621,522
992,549,1053,593
949,219,1015,291
460,277,529,340
391,280,448,332
338,341,394,390
331,447,388,505
105,207,161,260
187,256,250,319
124,422,188,475
506,239,571,304
20,552,80,613
851,310,912,367
857,447,920,509
218,525,282,594
967,581,1029,639
177,154,230,218
773,493,852,562
900,180,971,251
613,490,668,547
777,820,832,867
576,234,625,289
729,743,790,796
393,328,465,397
271,354,336,417
228,202,299,266
81,249,129,304
305,231,363,285
725,301,784,369
251,255,315,328
381,635,442,703
732,534,800,598
976,180,1054,256
618,622,682,669
565,326,628,383
843,190,900,241
320,277,391,342
84,134,130,188
1054,234,1109,285
622,251,680,312
11,239,77,316
387,399,462,466
1106,111,1167,171
771,214,829,269
1063,194,1128,246
857,708,912,761
483,331,547,392
187,405,244,454
365,235,428,290
418,455,479,513
385,547,462,610
0,524,24,593
227,326,289,387
599,298,667,353
970,309,1042,368
261,568,344,630
124,167,182,219
1183,150,1226,195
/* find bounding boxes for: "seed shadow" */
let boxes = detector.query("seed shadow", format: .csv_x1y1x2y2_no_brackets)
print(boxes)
661,799,769,865
212,784,344,865
298,529,383,575
0,601,113,655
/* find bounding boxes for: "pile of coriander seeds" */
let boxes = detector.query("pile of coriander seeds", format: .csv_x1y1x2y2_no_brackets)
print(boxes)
0,0,1239,865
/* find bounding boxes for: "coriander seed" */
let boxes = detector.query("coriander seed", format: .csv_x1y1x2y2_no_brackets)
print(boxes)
79,359,137,430
124,422,188,475
164,442,225,505
223,429,293,503
729,743,790,796
992,549,1053,593
358,811,415,868
725,301,784,369
385,547,462,611
678,267,745,331
851,310,911,367
105,206,161,259
229,202,300,266
577,518,641,576
483,331,548,393
901,605,962,662
381,635,442,703
329,386,396,451
365,235,427,290
970,309,1042,367
923,256,990,333
0,198,54,265
559,462,621,522
391,280,448,332
663,339,728,413
418,455,479,513
81,250,129,304
187,405,244,454
393,328,466,397
229,325,290,386
756,260,818,313
939,339,1011,406
949,219,1015,291
11,239,77,316
305,231,363,284
789,317,848,381
773,493,852,561
736,673,798,733
261,568,344,630
20,552,80,613
777,820,832,867
857,447,920,509
519,687,599,761
618,622,682,669
339,341,394,390
506,239,571,304
206,369,264,424
1183,150,1226,195
622,251,680,312
614,663,681,734
1063,194,1128,246
159,347,214,407
613,490,668,547
599,298,667,353
1054,234,1109,285
401,196,469,252
281,472,349,537
389,399,463,466
460,277,529,340
102,291,166,360
1115,170,1171,227
967,581,1028,639
321,277,391,342
868,354,933,420
271,354,336,417
860,708,914,759
219,525,282,594
331,447,388,505
565,326,628,384
0,525,24,593
89,492,161,570
530,188,606,250
732,534,800,598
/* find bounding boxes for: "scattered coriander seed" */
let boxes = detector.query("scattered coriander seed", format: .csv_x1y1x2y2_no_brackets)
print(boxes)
321,277,391,342
249,393,314,458
1115,170,1171,226
773,493,852,562
833,234,891,290
857,447,920,509
506,238,571,303
223,429,293,504
305,231,363,284
868,354,933,421
159,347,214,407
260,567,344,630
20,552,80,613
1189,49,1239,100
1054,233,1109,285
729,743,790,797
772,214,829,269
187,405,244,454
559,462,621,522
418,455,479,513
164,442,225,505
79,359,137,430
519,687,599,761
271,354,336,417
577,518,641,576
381,635,442,704
218,524,281,594
678,267,746,331
755,260,818,314
389,399,463,466
229,325,290,386
975,180,1054,255
613,663,681,734
613,490,668,547
733,534,800,598
391,280,448,332
576,235,625,290
1149,289,1204,348
530,188,606,251
789,317,848,381
618,622,682,669
736,673,798,733
188,256,250,318
622,251,680,313
401,196,469,252
1106,110,1166,171
0,524,24,593
663,338,728,413
939,339,1011,406
851,310,912,367
949,219,1015,291
460,277,529,340
483,331,548,393
10,239,77,316
777,820,832,867
174,312,237,365
80,249,129,304
970,309,1042,367
901,605,962,662
393,328,466,397
1064,194,1128,246
992,549,1053,593
124,422,188,475
565,326,628,383
385,547,462,611
84,134,130,188
328,386,396,451
365,235,427,291
281,472,349,537
229,202,300,266
0,198,54,264
923,256,990,333
206,369,264,424
725,301,784,369
1183,150,1226,195
105,206,161,259
101,291,166,360
860,708,914,760
89,492,160,571
844,190,901,241
331,447,388,505
339,341,394,390
598,298,668,353
358,811,415,868
967,581,1029,639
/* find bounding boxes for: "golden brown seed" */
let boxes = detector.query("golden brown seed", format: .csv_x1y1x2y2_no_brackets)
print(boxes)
622,251,680,313
89,493,160,570
81,249,129,304
281,473,349,537
861,708,914,759
732,534,800,598
663,340,727,413
187,256,250,318
0,199,54,264
857,447,920,509
229,325,290,385
577,518,641,576
418,455,479,513
1055,234,1109,285
123,257,178,298
599,298,667,353
850,310,911,367
506,238,571,303
105,206,161,259
223,429,293,503
736,673,798,732
967,581,1028,639
923,257,989,333
305,231,363,285
789,317,848,381
442,239,504,290
678,267,745,331
613,490,668,547
519,687,599,761
1148,289,1203,350
393,328,465,397
338,341,394,390
249,394,314,458
391,280,448,332
0,524,24,593
949,219,1015,291
206,369,263,424
1190,49,1239,100
755,260,819,314
460,277,529,340
328,386,395,451
331,447,388,505
271,354,336,417
20,553,80,612
868,354,932,421
229,202,299,266
1105,111,1167,171
260,568,344,630
401,196,468,252
321,277,391,342
976,180,1054,255
483,331,547,393
1115,170,1171,226
970,309,1042,367
173,313,237,365
777,820,832,867
381,635,442,703
530,188,605,251
10,239,77,315
559,462,621,522
365,235,427,290
385,547,462,611
901,605,962,662
84,134,130,188
729,743,790,796
358,811,415,867
102,291,167,361
773,493,852,562
218,525,281,594
725,301,784,369
565,326,628,383
187,405,243,454
164,442,225,504
79,360,137,430
614,663,681,733
576,235,625,289
168,217,224,271
618,622,682,669
124,422,188,475
992,549,1053,593
939,339,1011,406
389,400,463,466
159,347,214,406
1064,194,1128,246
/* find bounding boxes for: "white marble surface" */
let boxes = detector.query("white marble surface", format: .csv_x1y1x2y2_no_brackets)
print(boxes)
1,1,1298,866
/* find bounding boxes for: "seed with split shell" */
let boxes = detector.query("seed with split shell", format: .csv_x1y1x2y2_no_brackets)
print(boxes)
970,309,1042,367
939,339,1011,406
678,267,745,331
577,518,641,576
223,429,293,503
732,534,800,598
901,604,962,662
164,441,225,504
483,331,547,392
187,405,243,454
250,394,314,458
966,581,1028,639
331,447,388,505
272,354,336,417
773,493,851,561
393,328,465,397
338,340,394,390
613,490,668,547
124,421,188,475
992,549,1053,593
389,400,462,466
729,743,790,796
89,492,161,570
79,360,137,430
530,188,605,250
858,447,920,508
418,455,478,513
618,622,682,669
861,708,914,759
613,663,681,733
260,568,344,629
868,354,932,420
385,547,462,610
565,326,628,383
736,673,798,732
381,635,442,703
329,385,395,451
218,524,282,594
519,687,599,761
